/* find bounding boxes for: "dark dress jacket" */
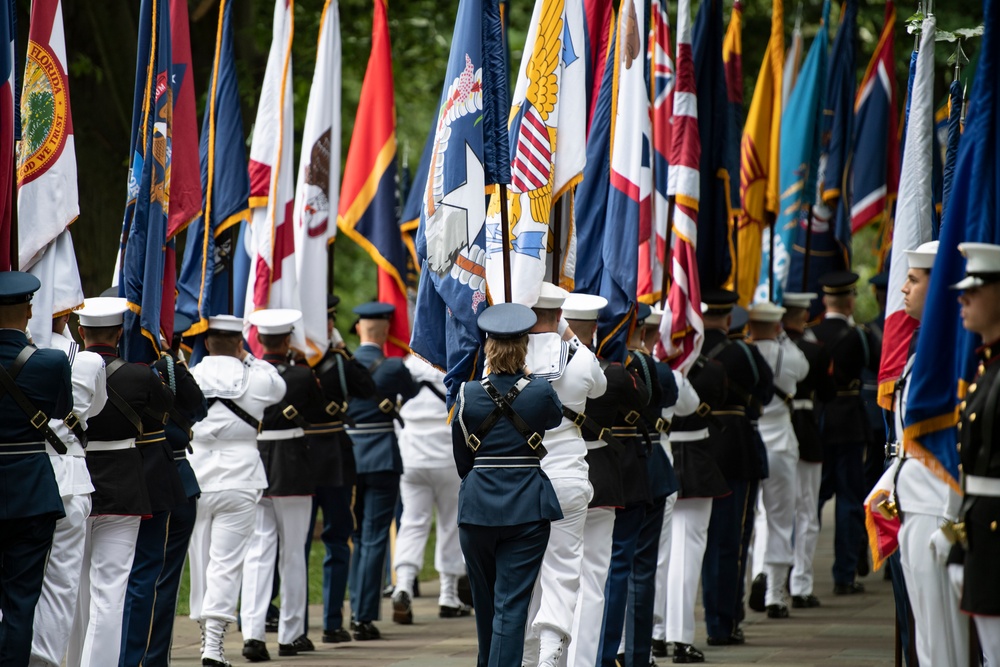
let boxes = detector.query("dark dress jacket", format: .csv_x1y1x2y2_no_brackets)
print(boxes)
811,315,881,446
309,345,375,487
702,328,774,481
86,344,174,515
959,338,1000,615
154,352,208,500
0,329,72,520
452,372,563,526
258,353,329,496
670,354,730,498
785,329,836,462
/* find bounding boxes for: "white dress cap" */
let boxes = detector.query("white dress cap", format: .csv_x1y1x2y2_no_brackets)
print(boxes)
748,301,786,323
562,293,608,321
77,297,128,327
952,243,1000,290
782,292,817,309
207,314,245,333
247,308,303,335
905,240,939,271
533,282,570,309
645,306,664,327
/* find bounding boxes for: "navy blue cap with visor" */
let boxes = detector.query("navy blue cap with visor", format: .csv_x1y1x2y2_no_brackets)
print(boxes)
352,302,395,320
0,271,41,305
477,303,537,338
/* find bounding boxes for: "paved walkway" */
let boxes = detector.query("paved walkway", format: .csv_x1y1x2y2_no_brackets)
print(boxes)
170,505,900,666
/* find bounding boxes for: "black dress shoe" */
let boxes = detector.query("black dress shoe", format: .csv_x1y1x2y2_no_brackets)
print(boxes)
748,573,767,612
705,635,733,646
382,583,395,598
457,574,474,606
277,643,297,657
439,603,473,618
766,604,790,618
322,627,352,643
652,638,669,658
265,604,279,633
242,639,270,662
201,658,232,667
833,581,865,595
353,621,382,641
672,643,705,663
393,591,413,624
291,635,315,651
791,594,821,608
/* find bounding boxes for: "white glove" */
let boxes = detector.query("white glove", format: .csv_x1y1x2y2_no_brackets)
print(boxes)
929,527,953,567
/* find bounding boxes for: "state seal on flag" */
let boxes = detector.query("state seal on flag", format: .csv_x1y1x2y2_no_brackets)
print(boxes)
17,39,70,185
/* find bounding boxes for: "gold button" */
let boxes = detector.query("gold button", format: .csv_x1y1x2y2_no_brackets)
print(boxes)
958,422,963,431
970,383,978,393
980,363,987,374
961,401,968,411
971,413,977,422
987,349,993,359
957,443,962,452
993,521,998,532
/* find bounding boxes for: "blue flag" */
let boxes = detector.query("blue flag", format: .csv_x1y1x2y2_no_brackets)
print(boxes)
904,0,1000,490
692,0,733,290
758,0,829,304
118,0,172,364
941,79,964,216
177,0,250,342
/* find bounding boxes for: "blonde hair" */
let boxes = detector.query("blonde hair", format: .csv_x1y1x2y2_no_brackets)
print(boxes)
484,335,528,375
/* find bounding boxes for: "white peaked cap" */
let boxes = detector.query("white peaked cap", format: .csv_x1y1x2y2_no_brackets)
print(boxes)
77,297,128,327
533,282,570,309
748,302,786,323
905,240,939,271
782,292,817,309
247,308,303,335
562,294,608,321
645,306,664,326
207,314,245,333
952,243,1000,290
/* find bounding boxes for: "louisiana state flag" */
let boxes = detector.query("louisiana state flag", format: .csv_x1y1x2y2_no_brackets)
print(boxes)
904,0,1000,493
338,0,408,357
118,0,172,363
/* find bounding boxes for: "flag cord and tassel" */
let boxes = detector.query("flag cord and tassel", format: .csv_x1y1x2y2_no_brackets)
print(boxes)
659,196,677,308
500,183,513,303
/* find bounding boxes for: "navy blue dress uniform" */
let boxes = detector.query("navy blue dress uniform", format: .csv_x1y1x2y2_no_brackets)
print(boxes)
452,303,563,667
698,289,774,645
0,272,72,667
810,272,880,592
305,295,376,643
133,329,208,667
345,302,419,638
669,355,729,500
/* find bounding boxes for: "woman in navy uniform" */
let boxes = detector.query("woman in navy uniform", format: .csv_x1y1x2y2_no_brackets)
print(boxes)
452,303,563,667
0,271,72,667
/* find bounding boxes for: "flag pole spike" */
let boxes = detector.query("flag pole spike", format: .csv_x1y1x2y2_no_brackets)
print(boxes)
500,184,513,303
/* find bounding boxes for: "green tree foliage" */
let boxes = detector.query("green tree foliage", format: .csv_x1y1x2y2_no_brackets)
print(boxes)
11,0,983,324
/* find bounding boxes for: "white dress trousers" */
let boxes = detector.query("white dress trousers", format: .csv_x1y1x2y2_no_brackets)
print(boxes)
790,460,823,597
29,491,92,667
975,616,1000,667
564,507,616,667
188,488,261,623
394,467,465,586
665,498,713,645
241,495,313,644
65,514,141,667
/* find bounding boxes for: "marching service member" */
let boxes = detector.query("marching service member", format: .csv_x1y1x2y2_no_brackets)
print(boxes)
187,315,286,667
346,302,418,641
0,272,73,666
521,283,607,667
29,307,107,667
747,302,808,618
391,355,469,625
66,297,173,667
779,293,835,609
452,303,564,667
241,309,329,661
561,294,647,667
307,295,375,644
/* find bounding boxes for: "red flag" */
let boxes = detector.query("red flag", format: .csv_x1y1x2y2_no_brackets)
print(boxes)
168,0,202,238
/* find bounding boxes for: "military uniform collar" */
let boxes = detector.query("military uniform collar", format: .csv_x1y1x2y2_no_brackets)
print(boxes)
0,329,29,343
263,352,286,364
976,337,1000,368
86,343,119,358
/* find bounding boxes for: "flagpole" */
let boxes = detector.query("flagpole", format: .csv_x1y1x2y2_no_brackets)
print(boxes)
767,211,776,301
801,209,813,291
500,184,513,302
659,196,676,308
328,241,336,296
228,225,237,314
551,199,562,284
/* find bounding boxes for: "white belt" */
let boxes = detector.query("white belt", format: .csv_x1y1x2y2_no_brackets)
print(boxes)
87,438,137,452
258,428,304,441
965,474,1000,497
792,399,814,411
585,439,608,450
670,428,709,442
472,456,540,469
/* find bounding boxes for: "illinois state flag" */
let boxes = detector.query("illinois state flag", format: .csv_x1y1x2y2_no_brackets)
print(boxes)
484,0,586,305
17,0,84,348
296,0,340,363
338,0,409,357
245,0,297,351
